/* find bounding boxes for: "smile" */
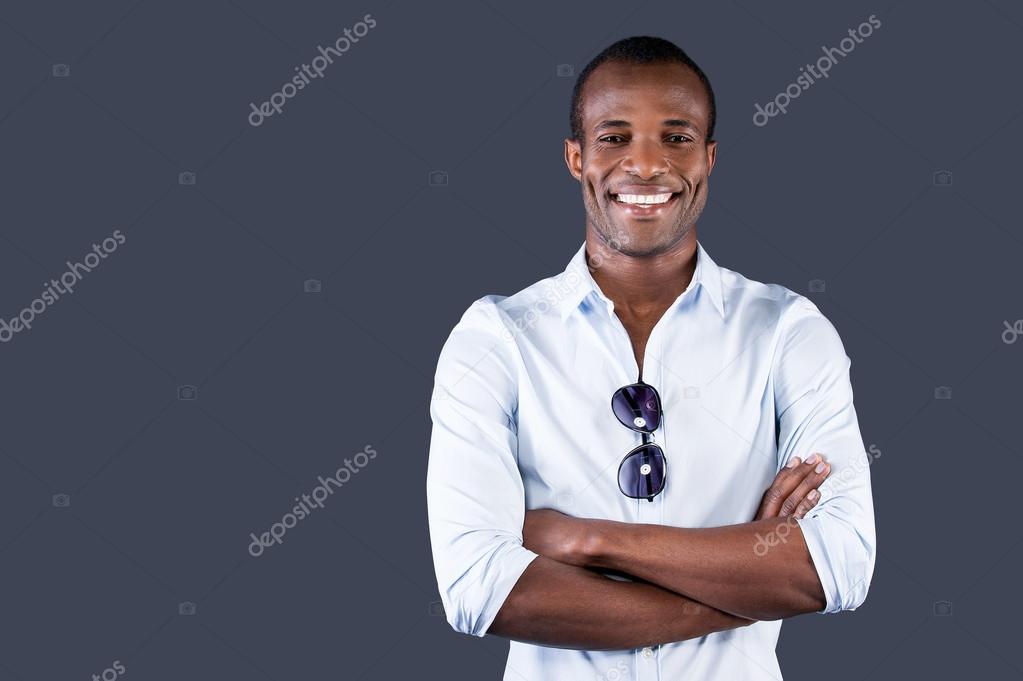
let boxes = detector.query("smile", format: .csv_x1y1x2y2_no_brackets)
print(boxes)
608,191,681,216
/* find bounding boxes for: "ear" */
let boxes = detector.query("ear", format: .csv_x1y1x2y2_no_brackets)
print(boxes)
564,137,583,181
706,140,718,176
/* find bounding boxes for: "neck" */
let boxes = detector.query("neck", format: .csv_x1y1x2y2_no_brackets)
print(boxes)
585,228,698,319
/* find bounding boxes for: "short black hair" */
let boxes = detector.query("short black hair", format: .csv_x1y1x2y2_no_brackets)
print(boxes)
569,36,716,145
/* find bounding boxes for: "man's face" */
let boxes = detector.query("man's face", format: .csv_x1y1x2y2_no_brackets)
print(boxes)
565,60,717,258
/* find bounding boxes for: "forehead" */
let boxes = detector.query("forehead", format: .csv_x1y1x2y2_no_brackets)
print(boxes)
580,61,710,131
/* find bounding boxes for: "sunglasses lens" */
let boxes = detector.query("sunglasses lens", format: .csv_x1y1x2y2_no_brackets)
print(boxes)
618,444,666,499
612,384,661,432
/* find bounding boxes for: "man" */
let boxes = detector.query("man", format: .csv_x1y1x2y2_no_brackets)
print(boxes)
426,35,875,680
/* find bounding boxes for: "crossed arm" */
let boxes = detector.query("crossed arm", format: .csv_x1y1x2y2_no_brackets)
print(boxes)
428,297,876,650
488,455,830,648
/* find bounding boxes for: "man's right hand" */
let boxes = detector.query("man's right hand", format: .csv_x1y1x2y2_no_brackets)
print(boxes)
754,454,831,521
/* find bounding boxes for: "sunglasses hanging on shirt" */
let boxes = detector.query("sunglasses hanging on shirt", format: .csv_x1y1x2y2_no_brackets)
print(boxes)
611,381,667,501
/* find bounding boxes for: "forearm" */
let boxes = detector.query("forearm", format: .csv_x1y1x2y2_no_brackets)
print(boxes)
488,555,754,650
586,518,826,621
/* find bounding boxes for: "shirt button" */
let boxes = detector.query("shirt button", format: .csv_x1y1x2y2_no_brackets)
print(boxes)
641,646,654,659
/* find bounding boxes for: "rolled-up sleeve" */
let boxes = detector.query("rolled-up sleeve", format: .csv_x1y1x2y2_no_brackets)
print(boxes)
426,297,540,636
774,296,877,614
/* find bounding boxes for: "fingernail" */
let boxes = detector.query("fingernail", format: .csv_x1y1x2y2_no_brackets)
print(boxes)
786,457,800,468
806,453,819,465
808,489,819,500
815,462,827,473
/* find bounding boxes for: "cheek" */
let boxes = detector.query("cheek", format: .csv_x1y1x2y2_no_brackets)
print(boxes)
674,152,708,174
684,168,710,193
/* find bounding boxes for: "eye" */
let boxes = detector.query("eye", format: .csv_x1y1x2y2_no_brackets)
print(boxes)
598,135,626,144
666,135,693,144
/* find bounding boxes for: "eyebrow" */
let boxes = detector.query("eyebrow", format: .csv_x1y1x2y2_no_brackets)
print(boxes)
593,119,700,133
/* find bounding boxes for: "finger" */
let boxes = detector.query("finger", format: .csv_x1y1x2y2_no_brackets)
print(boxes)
757,456,805,516
780,455,830,517
792,488,821,519
780,455,831,517
756,456,805,518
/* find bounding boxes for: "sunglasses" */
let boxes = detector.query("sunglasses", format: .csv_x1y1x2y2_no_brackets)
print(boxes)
611,381,667,501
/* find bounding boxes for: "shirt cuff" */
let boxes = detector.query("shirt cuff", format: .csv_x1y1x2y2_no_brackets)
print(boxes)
466,544,541,637
795,514,839,614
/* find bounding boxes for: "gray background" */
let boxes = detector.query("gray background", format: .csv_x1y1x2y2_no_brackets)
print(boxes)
1,0,1020,679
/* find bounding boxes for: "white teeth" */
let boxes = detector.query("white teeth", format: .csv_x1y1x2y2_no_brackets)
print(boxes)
615,193,673,205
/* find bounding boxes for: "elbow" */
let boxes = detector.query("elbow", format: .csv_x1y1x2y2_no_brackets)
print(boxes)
827,545,876,613
486,593,524,639
441,576,531,638
838,561,874,611
835,527,876,612
789,557,869,618
438,585,487,637
433,539,540,637
437,574,494,637
796,510,876,614
806,577,828,615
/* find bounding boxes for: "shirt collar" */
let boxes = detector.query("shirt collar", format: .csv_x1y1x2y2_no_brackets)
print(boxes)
556,239,725,321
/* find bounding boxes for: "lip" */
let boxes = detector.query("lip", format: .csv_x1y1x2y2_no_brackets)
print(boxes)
608,189,682,218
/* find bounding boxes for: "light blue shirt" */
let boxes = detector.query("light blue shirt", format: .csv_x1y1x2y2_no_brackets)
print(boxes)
426,239,876,680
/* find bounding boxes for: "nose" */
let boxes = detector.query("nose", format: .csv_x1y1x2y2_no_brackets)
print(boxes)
620,138,669,179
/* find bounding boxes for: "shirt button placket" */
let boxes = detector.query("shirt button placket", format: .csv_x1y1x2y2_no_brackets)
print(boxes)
637,644,658,681
638,324,663,525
